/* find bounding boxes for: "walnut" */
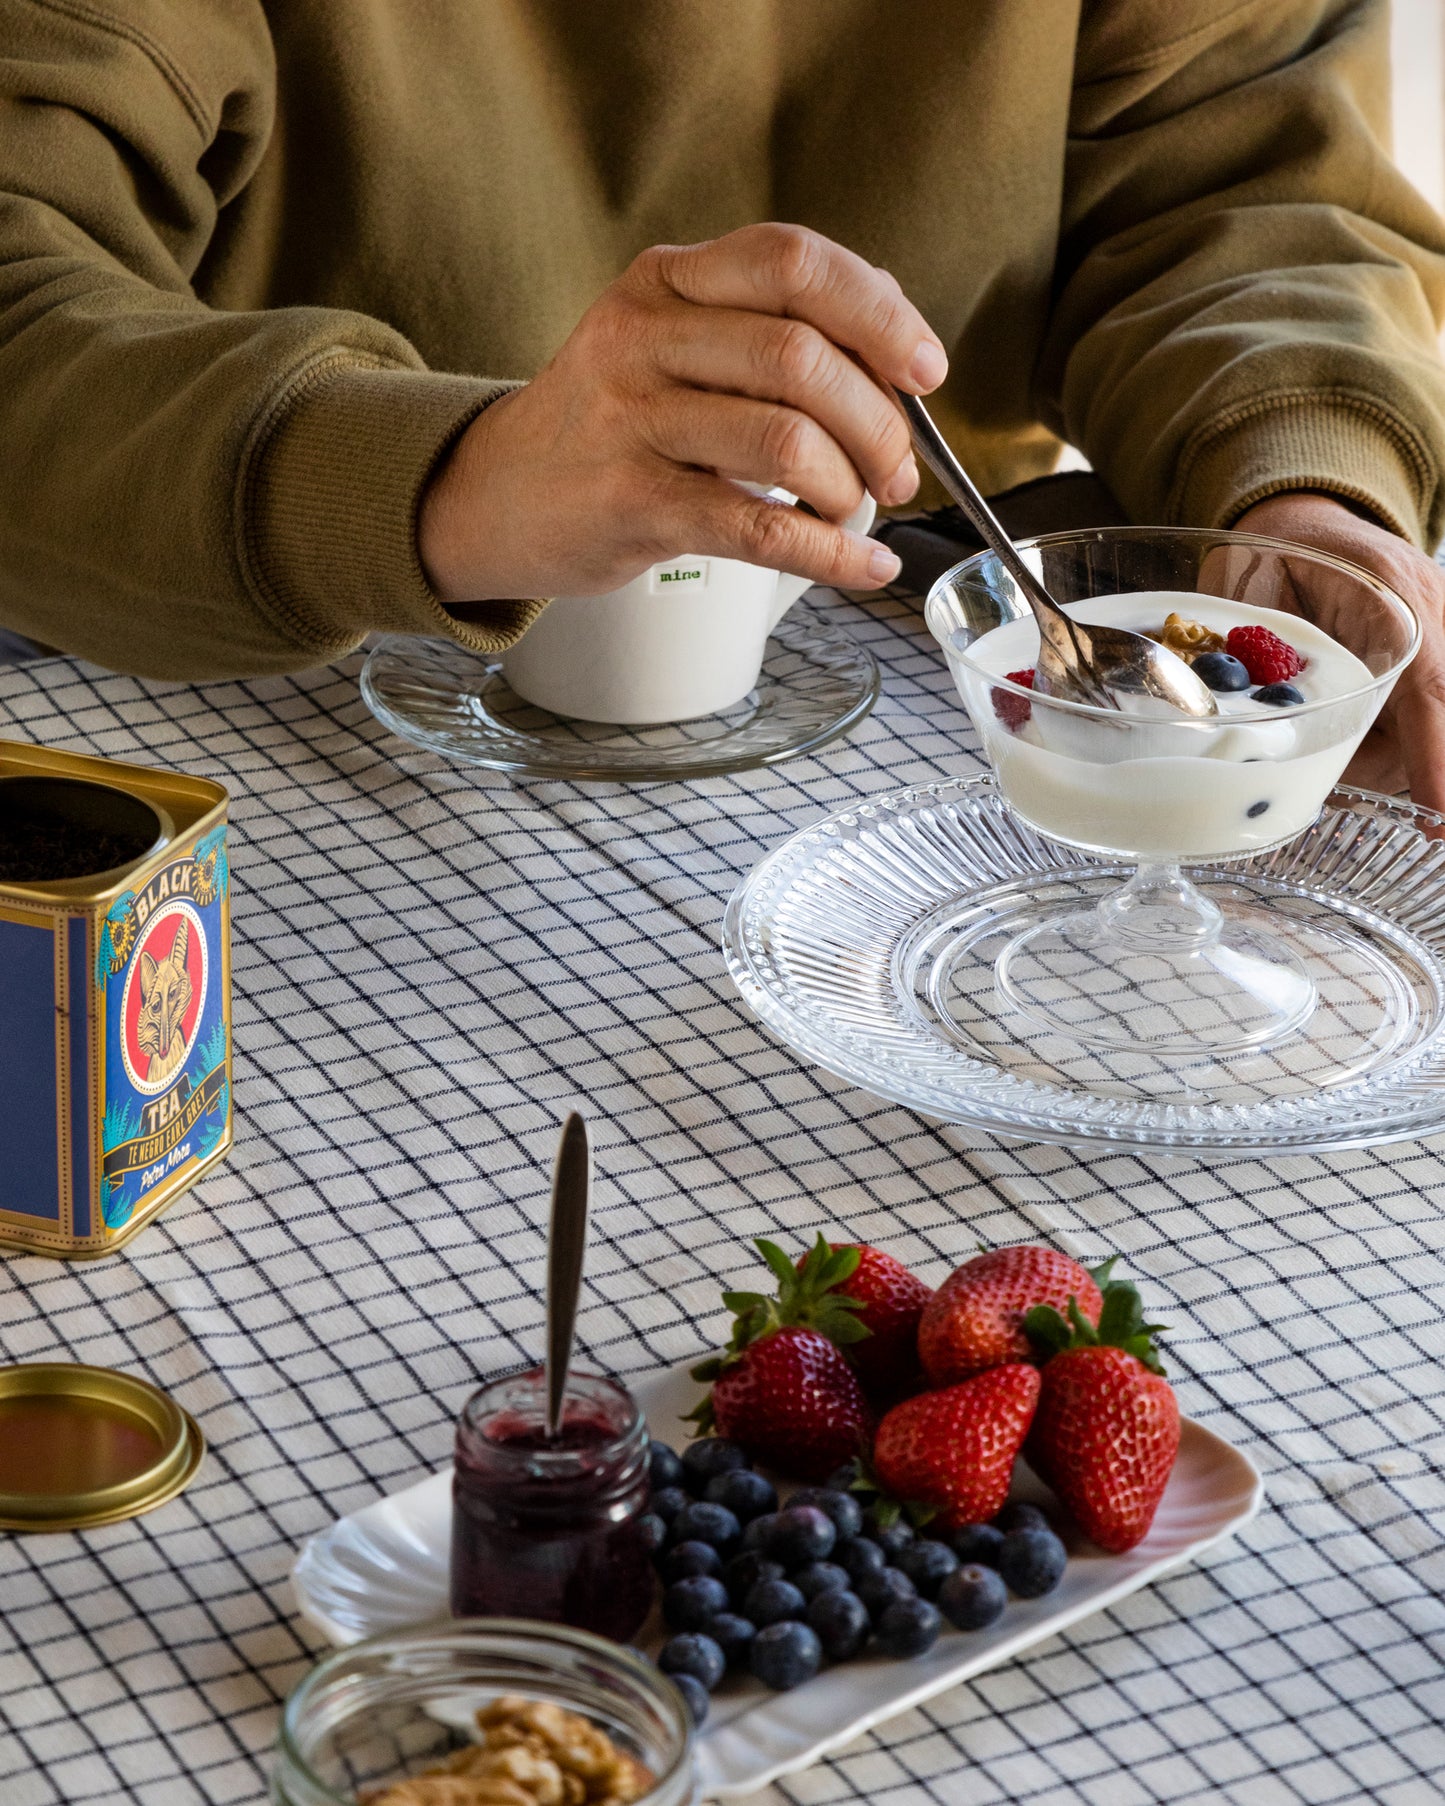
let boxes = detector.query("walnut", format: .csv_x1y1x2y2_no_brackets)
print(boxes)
364,1779,533,1806
362,1695,656,1806
1154,610,1226,661
594,1753,655,1805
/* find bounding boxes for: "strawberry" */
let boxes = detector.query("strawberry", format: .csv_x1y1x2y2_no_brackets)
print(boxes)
696,1327,871,1481
797,1241,932,1401
1226,624,1304,686
872,1364,1041,1530
919,1245,1106,1385
990,667,1035,731
1023,1277,1180,1553
689,1238,873,1480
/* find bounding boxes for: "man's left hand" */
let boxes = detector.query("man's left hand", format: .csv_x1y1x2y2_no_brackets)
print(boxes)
1233,492,1445,816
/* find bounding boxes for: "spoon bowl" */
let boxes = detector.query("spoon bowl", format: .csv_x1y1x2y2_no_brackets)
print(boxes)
896,392,1217,719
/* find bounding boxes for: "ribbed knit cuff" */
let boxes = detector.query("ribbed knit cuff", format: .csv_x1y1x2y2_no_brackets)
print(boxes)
1169,392,1436,548
241,354,546,658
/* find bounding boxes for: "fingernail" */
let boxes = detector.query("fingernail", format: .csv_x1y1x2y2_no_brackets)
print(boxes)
868,542,902,583
910,341,948,390
885,456,920,505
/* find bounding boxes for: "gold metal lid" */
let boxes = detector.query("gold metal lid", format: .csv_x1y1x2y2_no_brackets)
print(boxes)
0,1363,205,1532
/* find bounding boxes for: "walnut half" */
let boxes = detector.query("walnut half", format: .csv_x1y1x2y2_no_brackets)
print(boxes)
363,1696,656,1806
1151,611,1226,662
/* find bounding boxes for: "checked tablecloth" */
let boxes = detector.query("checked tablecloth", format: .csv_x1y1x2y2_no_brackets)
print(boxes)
0,586,1442,1806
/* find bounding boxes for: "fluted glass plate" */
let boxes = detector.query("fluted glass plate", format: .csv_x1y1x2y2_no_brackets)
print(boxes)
723,778,1445,1155
292,1361,1261,1799
360,603,878,781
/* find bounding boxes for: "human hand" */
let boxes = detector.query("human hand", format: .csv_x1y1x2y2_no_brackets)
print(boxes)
1232,493,1445,815
418,224,946,607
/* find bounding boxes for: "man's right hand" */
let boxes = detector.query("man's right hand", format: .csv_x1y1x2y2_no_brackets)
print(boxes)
418,224,947,605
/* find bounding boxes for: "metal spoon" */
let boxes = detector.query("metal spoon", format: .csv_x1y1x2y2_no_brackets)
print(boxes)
544,1111,591,1439
896,392,1217,718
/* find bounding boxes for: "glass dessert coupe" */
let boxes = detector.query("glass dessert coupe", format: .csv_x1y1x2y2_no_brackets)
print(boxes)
926,526,1420,1057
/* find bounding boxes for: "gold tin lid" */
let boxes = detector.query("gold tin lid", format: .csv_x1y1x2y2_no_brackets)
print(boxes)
0,1363,205,1532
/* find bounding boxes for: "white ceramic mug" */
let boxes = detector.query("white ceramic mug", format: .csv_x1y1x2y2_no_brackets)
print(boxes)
500,490,877,724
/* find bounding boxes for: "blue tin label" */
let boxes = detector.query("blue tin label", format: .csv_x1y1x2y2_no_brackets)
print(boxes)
97,826,230,1234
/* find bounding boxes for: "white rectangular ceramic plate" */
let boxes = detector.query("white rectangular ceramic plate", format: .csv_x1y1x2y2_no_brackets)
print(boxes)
292,1362,1262,1798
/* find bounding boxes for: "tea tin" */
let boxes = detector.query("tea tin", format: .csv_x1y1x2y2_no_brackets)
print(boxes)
0,738,232,1257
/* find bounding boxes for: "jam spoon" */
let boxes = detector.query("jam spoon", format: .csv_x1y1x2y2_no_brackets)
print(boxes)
544,1111,591,1440
896,391,1217,718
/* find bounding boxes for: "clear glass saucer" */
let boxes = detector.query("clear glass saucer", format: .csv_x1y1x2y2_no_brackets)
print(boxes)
360,603,879,781
723,777,1445,1156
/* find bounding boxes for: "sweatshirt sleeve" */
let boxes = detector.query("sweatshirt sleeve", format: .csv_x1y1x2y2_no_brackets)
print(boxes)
0,0,541,679
1038,0,1445,549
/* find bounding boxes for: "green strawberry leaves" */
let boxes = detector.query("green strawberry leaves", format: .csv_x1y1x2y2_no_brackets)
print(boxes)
680,1387,718,1437
1024,1267,1169,1376
715,1234,872,1360
688,1234,872,1429
840,1450,936,1530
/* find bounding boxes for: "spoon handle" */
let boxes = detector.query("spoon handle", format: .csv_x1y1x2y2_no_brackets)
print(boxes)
896,392,1061,621
544,1112,591,1439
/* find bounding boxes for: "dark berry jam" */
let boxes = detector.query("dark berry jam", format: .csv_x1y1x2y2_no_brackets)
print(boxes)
449,1367,655,1643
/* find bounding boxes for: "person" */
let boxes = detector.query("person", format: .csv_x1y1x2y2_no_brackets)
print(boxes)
2,2,1444,805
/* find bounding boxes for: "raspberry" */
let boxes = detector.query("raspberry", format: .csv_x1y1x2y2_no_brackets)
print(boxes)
990,668,1035,731
1225,625,1303,686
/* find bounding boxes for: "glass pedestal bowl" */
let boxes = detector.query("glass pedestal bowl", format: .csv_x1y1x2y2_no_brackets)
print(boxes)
926,527,1420,1058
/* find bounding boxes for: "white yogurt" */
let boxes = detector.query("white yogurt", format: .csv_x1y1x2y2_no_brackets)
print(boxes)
959,593,1378,860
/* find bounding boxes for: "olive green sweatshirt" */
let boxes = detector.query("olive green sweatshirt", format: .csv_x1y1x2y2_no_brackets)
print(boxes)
2,0,1444,679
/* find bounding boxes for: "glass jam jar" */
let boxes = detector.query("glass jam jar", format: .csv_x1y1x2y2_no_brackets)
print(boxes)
450,1367,655,1643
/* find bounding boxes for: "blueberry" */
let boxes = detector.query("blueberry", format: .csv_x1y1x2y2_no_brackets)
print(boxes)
1192,651,1251,692
875,1596,942,1659
661,1541,723,1586
750,1620,823,1690
662,1575,729,1632
897,1539,960,1600
836,1536,887,1585
651,1487,689,1527
998,1528,1068,1599
670,1671,709,1726
764,1505,836,1568
722,1551,784,1607
993,1501,1050,1534
680,1438,750,1493
705,1468,778,1523
787,1487,864,1541
856,1568,917,1623
870,1523,914,1563
649,1442,686,1492
938,1563,1008,1631
742,1511,781,1553
1254,681,1304,706
1247,800,1270,818
670,1501,742,1556
637,1513,668,1556
707,1612,757,1669
806,1587,871,1661
658,1631,726,1691
952,1523,1006,1567
824,1460,864,1492
793,1560,850,1601
744,1577,807,1626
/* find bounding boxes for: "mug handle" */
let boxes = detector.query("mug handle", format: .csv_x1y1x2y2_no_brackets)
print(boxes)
767,491,880,629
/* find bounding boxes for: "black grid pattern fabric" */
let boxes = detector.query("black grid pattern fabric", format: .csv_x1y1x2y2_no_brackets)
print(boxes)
1,590,1443,1806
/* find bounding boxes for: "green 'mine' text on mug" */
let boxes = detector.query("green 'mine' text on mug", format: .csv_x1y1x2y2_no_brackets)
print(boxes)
649,560,709,592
